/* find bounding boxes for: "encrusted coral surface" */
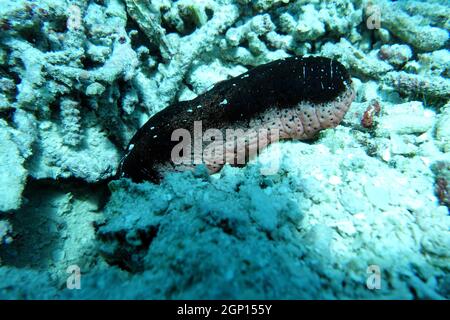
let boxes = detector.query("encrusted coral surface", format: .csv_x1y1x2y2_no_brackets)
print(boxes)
0,0,449,299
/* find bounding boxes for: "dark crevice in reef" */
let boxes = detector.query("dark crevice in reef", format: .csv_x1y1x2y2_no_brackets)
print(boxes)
97,225,159,273
48,99,62,121
0,177,111,269
158,8,210,37
78,83,137,150
0,107,16,125
205,7,214,21
80,55,103,70
116,79,127,119
159,7,176,35
178,16,197,36
0,55,21,103
126,15,160,56
181,78,195,95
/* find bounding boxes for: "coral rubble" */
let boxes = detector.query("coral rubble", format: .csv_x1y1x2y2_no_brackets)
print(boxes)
0,0,449,299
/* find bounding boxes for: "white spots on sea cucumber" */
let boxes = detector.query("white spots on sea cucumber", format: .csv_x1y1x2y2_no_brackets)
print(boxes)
128,144,134,151
232,83,236,87
241,74,249,79
153,135,158,138
150,126,155,130
187,108,193,112
330,59,333,79
196,105,202,109
220,99,228,105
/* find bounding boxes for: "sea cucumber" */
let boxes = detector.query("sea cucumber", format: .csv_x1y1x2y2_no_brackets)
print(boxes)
116,56,355,183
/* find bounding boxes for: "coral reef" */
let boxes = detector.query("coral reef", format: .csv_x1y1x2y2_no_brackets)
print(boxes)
380,0,449,52
398,0,450,31
321,39,394,79
221,13,289,65
382,71,450,101
0,0,449,299
0,0,134,184
125,0,240,112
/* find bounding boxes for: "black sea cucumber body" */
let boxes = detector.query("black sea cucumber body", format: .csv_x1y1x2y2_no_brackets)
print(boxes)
117,56,355,183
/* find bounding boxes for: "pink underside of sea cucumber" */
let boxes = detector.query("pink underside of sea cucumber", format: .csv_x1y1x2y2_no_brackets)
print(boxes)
164,83,355,175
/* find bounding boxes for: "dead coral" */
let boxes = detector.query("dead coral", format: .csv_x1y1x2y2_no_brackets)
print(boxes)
380,0,449,52
60,98,82,147
321,39,393,79
126,0,240,113
220,13,290,66
0,1,142,184
382,71,450,101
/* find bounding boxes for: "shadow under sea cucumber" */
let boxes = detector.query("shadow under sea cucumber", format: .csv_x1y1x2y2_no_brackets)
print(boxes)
116,56,355,183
